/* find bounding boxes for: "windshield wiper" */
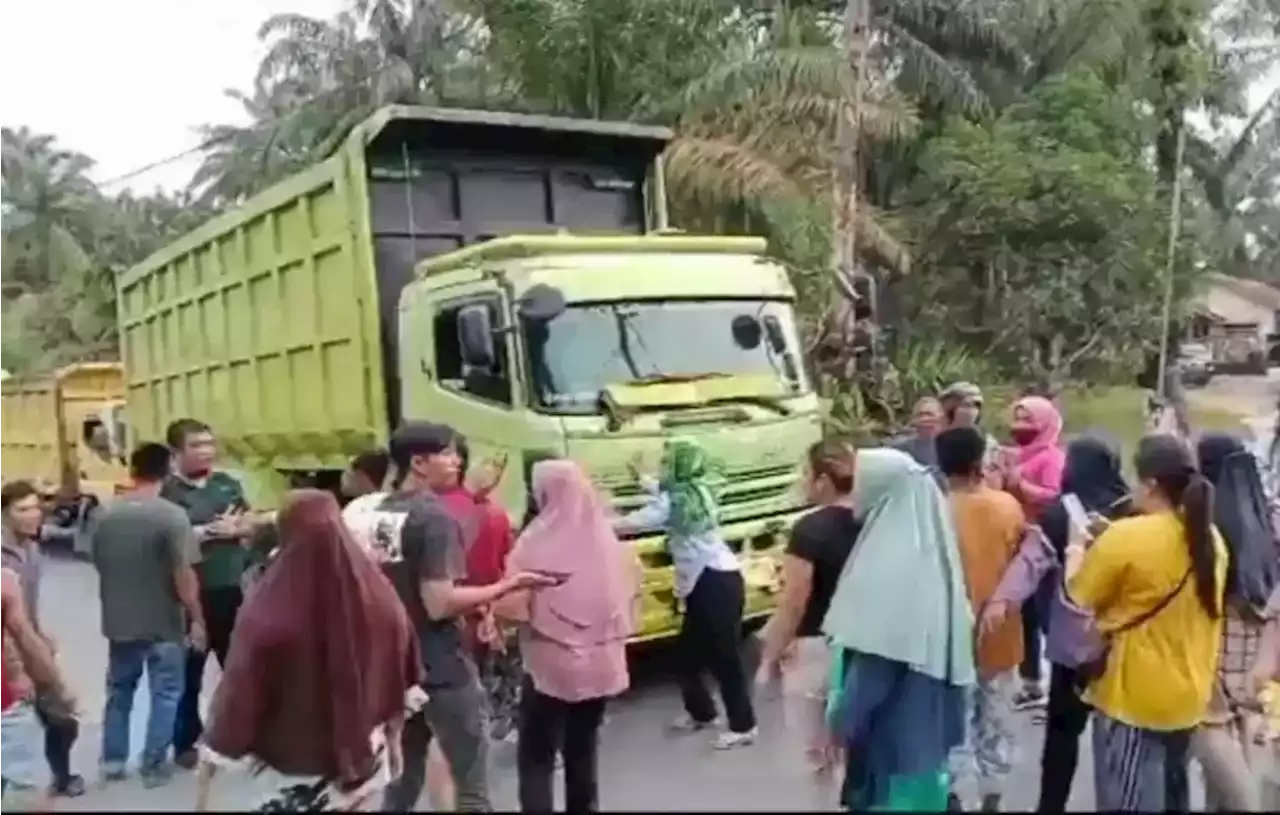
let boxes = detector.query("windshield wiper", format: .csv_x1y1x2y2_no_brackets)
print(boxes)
622,372,731,386
616,373,792,416
705,394,792,416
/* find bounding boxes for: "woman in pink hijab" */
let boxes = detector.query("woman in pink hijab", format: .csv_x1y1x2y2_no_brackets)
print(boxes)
1000,394,1066,711
495,458,641,813
1002,395,1066,520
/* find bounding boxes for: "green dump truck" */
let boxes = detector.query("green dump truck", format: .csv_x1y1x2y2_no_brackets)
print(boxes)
117,105,822,640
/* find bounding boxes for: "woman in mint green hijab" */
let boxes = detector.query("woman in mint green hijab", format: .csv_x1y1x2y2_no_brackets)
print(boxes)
614,437,757,749
822,447,975,811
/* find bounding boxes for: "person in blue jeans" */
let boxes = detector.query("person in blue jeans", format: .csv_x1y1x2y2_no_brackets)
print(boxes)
91,443,206,787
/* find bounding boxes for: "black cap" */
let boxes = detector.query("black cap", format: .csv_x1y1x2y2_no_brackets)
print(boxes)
389,422,456,470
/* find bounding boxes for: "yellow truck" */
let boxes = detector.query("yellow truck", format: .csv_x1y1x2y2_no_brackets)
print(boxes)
117,106,822,640
0,362,129,545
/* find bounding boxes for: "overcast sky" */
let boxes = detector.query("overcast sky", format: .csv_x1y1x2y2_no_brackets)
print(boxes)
1,0,1276,196
0,0,343,192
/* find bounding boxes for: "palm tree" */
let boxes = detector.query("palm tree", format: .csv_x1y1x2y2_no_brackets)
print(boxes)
188,83,327,206
188,1,489,202
1,127,98,298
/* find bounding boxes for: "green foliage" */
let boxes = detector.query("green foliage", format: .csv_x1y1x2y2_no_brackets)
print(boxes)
3,0,1273,411
1,128,209,374
904,71,1192,384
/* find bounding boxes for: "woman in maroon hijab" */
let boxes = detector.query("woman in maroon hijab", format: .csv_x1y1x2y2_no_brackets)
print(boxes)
195,490,423,812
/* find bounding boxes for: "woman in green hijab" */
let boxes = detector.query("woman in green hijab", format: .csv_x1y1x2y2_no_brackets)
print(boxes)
614,437,757,749
823,447,975,811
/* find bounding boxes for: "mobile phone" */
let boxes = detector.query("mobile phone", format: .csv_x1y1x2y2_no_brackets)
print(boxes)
531,568,572,584
1062,493,1090,538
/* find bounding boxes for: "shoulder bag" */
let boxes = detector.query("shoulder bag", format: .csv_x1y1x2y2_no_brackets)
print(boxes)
1076,568,1192,684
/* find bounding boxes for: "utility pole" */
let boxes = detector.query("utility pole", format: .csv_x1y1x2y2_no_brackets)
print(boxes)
831,0,876,381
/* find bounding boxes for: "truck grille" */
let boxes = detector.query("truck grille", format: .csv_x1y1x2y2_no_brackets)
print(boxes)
607,462,799,522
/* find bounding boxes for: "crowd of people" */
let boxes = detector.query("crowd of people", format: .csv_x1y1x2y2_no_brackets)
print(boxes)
1,380,1279,812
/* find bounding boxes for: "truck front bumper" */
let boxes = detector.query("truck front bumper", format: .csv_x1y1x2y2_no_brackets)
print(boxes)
628,506,812,644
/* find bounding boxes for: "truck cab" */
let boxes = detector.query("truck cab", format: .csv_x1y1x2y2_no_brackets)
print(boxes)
117,106,823,639
402,235,821,638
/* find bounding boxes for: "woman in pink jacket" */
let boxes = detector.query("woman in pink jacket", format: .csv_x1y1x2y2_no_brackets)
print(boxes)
1000,395,1066,710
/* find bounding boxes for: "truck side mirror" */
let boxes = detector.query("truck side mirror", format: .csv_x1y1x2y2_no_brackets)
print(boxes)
517,284,566,323
457,304,497,369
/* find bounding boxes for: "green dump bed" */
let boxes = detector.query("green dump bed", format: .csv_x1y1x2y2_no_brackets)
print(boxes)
117,106,671,470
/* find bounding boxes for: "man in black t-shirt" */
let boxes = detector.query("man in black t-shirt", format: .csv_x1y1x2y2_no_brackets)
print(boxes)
368,423,552,813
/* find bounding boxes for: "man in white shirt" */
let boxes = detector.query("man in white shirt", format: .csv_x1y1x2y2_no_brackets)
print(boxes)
341,449,392,557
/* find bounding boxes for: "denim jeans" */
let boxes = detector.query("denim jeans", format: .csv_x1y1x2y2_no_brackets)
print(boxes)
100,639,185,772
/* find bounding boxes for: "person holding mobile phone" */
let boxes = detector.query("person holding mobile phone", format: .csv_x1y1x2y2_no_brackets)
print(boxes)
1067,435,1228,812
494,458,641,813
372,423,554,813
1003,433,1132,812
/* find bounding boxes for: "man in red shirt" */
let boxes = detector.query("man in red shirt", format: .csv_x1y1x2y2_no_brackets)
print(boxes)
435,437,522,743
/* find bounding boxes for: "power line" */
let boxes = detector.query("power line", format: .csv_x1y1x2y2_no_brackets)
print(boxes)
95,137,234,190
94,67,393,190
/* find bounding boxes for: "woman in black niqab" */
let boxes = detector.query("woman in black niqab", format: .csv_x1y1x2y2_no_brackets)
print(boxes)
1198,433,1278,615
1193,432,1279,812
1040,433,1132,559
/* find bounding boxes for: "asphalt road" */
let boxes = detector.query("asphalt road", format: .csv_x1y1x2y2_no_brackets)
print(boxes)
34,555,1118,813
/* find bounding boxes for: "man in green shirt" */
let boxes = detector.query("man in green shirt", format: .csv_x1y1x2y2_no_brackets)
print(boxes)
161,418,253,769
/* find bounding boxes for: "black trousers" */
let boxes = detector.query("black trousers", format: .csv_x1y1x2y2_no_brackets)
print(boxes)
678,569,756,733
517,677,607,813
35,704,78,786
1020,599,1043,683
1037,663,1091,812
173,586,241,755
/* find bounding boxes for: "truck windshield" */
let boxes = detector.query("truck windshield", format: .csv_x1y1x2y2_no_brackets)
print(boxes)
524,299,809,414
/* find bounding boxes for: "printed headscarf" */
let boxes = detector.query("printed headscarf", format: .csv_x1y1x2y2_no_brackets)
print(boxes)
660,438,722,536
821,448,975,687
1198,433,1279,615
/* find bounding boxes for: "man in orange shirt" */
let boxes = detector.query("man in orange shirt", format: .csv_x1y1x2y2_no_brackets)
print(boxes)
936,428,1028,813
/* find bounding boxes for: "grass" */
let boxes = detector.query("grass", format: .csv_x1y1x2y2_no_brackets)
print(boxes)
1061,385,1244,443
998,385,1248,478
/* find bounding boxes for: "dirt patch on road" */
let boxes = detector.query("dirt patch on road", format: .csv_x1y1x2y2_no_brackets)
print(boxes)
1188,372,1278,439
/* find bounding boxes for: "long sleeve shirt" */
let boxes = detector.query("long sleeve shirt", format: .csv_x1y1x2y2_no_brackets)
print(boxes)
613,477,738,599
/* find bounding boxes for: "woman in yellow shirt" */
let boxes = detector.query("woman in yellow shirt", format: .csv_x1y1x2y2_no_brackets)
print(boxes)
1067,434,1228,812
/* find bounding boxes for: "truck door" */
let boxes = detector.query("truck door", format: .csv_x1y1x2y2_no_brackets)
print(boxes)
400,279,561,519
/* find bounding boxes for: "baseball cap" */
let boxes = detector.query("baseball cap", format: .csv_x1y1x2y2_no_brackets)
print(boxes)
389,422,457,470
939,381,984,405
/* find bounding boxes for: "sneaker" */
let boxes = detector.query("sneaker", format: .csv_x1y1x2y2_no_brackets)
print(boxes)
1012,687,1047,711
667,714,719,734
51,775,86,797
140,764,174,789
174,749,199,770
712,727,758,750
99,763,128,784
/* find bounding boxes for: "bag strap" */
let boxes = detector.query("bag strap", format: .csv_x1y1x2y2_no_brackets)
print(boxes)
1112,568,1192,635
